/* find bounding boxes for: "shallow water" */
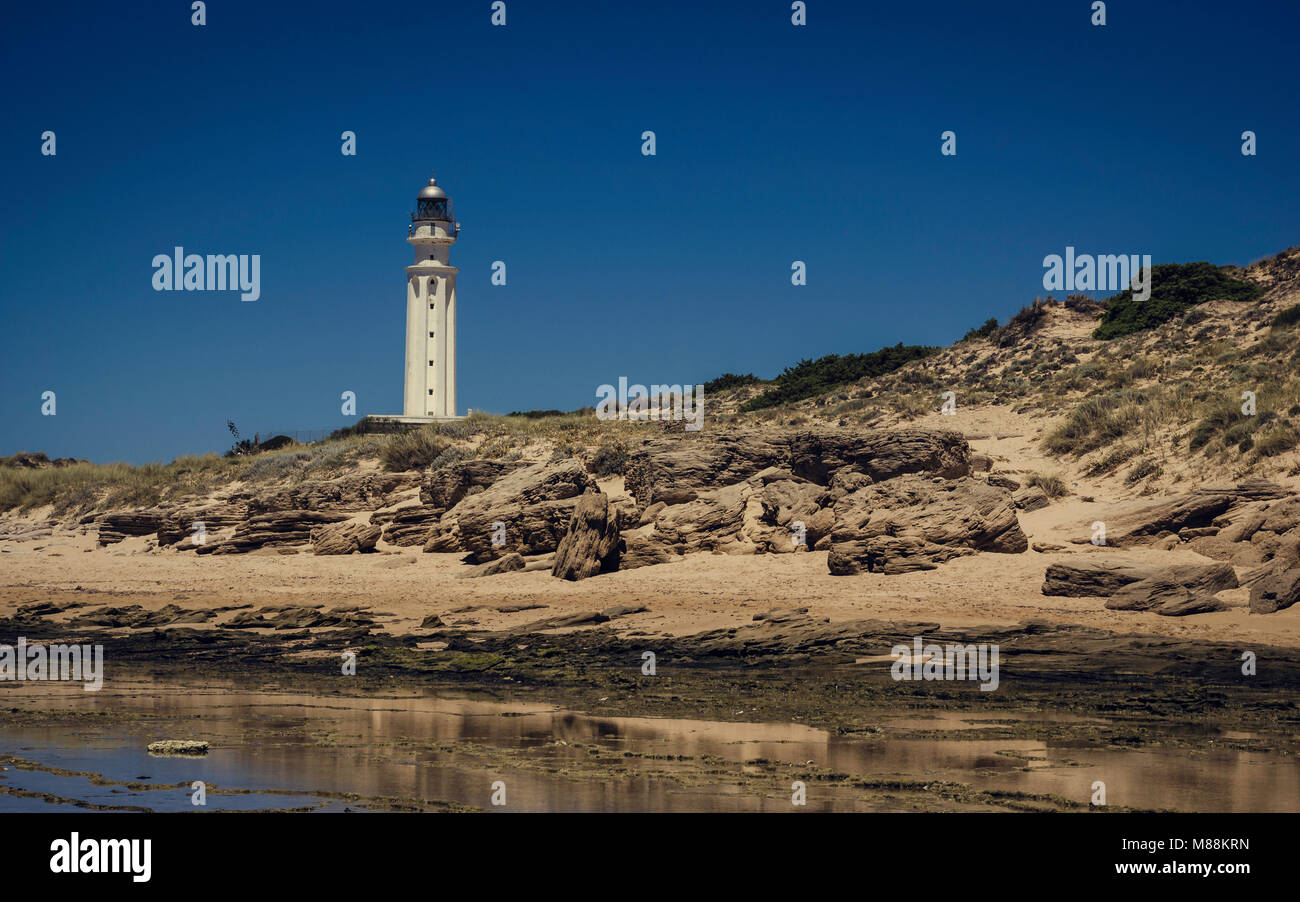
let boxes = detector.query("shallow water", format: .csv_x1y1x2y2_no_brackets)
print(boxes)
1,677,1296,812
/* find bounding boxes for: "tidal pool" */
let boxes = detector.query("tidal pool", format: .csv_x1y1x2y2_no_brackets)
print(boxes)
1,675,1296,812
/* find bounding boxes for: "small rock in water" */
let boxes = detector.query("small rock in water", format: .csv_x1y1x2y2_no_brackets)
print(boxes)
147,739,209,756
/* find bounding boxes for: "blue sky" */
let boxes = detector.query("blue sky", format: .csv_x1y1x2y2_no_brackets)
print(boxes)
2,0,1296,463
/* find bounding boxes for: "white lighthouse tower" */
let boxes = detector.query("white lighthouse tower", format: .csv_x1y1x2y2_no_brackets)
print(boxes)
402,174,462,419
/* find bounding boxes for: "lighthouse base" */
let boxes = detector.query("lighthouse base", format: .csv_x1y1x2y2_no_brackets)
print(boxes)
355,414,466,434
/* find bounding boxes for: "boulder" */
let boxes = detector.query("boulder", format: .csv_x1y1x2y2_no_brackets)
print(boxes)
827,476,1025,575
1104,563,1237,611
1184,535,1266,566
1248,569,1300,614
420,458,523,509
619,531,679,570
436,460,596,560
1044,559,1237,599
648,483,749,554
311,522,382,555
1216,509,1267,544
379,504,446,546
1156,594,1230,617
830,534,970,575
747,470,834,552
462,552,526,578
1261,498,1300,535
623,433,786,505
1084,494,1233,547
1013,486,1050,511
551,492,622,580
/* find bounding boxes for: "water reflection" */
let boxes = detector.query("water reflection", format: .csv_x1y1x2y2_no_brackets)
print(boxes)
0,678,1296,813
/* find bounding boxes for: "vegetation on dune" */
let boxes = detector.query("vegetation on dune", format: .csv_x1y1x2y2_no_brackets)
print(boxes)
379,430,452,472
1024,472,1068,497
0,455,239,515
0,409,662,514
740,344,939,411
1093,262,1264,340
703,372,763,393
959,318,999,342
1271,304,1300,331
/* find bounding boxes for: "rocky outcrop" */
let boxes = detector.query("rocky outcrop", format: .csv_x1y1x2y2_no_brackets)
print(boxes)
649,483,750,554
196,510,347,554
1074,494,1233,547
623,428,969,505
247,473,417,515
97,511,164,546
378,504,446,546
828,476,1026,575
420,458,523,509
786,428,969,484
738,470,834,552
311,522,382,555
619,531,679,570
432,460,597,561
624,433,786,505
551,492,622,580
157,503,248,546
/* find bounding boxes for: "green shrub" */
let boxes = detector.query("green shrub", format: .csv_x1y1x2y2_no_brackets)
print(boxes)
1255,426,1299,457
703,372,763,393
960,317,999,342
380,429,450,471
1025,472,1068,497
1271,305,1300,330
1043,390,1155,456
1093,262,1264,340
589,440,629,476
1124,459,1163,484
740,344,938,411
1083,443,1140,477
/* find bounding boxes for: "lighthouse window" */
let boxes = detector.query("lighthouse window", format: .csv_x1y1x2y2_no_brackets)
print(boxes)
428,331,435,338
428,390,434,396
417,198,449,220
429,360,435,366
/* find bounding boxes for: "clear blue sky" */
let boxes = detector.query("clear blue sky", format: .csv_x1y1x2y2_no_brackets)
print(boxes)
2,0,1296,464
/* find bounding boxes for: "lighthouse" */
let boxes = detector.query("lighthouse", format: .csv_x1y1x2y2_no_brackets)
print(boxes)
402,174,461,419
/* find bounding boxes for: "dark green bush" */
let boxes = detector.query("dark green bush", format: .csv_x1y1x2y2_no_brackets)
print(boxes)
1271,305,1300,330
703,372,763,393
1093,262,1263,340
740,344,938,411
960,318,999,342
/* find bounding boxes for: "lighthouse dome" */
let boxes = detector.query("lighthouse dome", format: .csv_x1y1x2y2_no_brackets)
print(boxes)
414,176,453,222
417,178,447,200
